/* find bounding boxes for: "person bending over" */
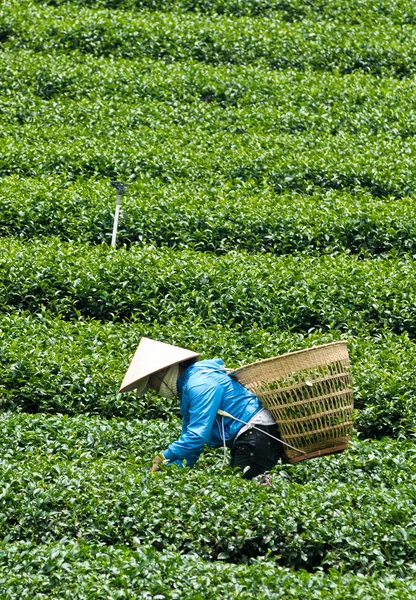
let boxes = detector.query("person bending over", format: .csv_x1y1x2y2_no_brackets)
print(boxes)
119,337,282,479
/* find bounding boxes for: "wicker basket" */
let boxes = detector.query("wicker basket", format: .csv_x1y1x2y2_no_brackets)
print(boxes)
229,341,354,463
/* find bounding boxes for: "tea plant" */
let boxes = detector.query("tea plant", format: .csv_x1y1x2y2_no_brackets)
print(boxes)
0,540,415,599
3,238,416,337
3,175,416,255
1,1,416,75
1,311,416,437
0,414,415,574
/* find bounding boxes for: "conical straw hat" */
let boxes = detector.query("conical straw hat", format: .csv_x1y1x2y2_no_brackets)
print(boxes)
119,337,200,394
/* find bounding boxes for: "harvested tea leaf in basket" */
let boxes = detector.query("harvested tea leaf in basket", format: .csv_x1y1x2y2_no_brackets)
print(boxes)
230,341,354,463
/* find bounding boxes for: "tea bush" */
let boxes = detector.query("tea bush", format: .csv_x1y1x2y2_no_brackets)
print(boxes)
0,413,415,574
2,86,416,196
1,311,416,436
25,0,416,24
2,239,416,335
1,541,415,599
2,119,416,198
2,47,416,195
2,2,416,75
2,176,416,255
2,50,416,118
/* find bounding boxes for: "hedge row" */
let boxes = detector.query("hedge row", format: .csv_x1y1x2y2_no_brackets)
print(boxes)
0,424,415,573
2,2,416,75
2,50,416,195
25,0,416,23
0,413,178,463
3,50,416,117
2,239,416,334
1,310,416,436
0,413,414,486
3,77,416,140
2,541,415,600
2,176,416,255
2,126,416,198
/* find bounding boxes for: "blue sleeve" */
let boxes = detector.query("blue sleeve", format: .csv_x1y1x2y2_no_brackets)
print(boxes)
163,414,191,468
163,377,224,468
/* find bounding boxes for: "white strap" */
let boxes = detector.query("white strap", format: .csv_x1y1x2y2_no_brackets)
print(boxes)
217,409,306,454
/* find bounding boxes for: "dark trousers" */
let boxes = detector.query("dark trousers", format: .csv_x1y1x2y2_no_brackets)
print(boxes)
230,424,282,479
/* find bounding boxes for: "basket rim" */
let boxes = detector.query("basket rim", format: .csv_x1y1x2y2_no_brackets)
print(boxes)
229,340,349,377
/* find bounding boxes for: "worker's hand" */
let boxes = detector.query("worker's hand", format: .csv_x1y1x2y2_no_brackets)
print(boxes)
150,454,164,473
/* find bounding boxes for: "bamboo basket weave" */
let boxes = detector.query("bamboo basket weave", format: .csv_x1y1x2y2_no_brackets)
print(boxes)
230,341,354,463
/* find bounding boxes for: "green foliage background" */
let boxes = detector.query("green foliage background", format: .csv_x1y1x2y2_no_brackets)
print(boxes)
1,0,416,597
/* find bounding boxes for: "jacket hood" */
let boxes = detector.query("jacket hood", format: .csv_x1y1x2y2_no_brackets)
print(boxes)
191,358,225,371
177,358,226,391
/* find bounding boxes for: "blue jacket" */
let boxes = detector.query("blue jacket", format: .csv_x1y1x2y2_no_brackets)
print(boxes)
163,358,262,468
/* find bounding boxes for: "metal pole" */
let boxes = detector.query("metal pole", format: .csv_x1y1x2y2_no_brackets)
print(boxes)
110,181,128,248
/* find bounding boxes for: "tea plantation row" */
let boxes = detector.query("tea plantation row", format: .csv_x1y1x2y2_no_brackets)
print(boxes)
26,0,416,23
2,239,416,334
2,104,416,196
0,412,414,484
0,411,415,575
4,126,416,198
2,51,416,117
2,1,416,76
1,310,416,437
1,542,415,600
2,51,416,195
2,176,416,255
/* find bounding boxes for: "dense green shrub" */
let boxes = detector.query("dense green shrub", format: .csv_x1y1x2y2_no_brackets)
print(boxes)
0,413,179,462
2,50,416,195
0,411,414,482
2,176,416,256
1,311,416,436
1,540,415,599
2,51,416,121
2,122,416,198
2,239,416,335
0,418,415,574
2,1,416,75
24,0,416,24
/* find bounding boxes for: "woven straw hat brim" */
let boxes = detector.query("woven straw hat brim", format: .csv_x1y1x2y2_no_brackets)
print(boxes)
119,337,200,393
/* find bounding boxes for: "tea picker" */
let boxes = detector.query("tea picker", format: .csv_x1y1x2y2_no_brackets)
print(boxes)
119,338,312,480
120,339,354,478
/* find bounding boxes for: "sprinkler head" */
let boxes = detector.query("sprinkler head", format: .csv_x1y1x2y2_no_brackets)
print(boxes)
110,181,128,194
